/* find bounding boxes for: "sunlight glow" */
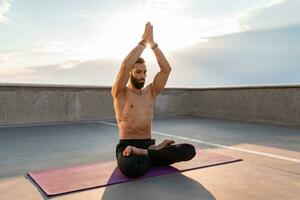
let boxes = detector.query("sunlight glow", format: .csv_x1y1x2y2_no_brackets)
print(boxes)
81,3,240,61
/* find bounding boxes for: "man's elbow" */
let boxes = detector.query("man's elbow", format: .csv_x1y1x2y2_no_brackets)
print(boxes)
162,67,171,74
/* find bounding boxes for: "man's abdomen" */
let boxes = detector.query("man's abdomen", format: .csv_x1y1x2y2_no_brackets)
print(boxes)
118,118,152,139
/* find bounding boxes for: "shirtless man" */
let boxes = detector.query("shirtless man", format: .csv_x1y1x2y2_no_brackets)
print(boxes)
111,22,196,178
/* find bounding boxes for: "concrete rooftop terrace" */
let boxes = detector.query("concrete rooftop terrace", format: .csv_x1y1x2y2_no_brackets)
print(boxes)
0,83,300,200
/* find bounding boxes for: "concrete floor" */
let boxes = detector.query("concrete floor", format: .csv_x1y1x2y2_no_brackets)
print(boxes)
0,116,299,200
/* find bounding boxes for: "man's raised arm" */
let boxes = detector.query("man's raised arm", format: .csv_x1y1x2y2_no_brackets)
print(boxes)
148,24,172,96
111,23,150,98
111,44,146,98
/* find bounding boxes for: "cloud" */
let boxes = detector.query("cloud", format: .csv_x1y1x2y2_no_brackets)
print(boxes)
0,0,12,23
0,52,19,64
100,0,241,53
239,0,300,31
0,58,121,85
0,54,165,86
1,24,299,87
32,40,74,54
0,39,108,69
168,25,300,86
2,0,299,87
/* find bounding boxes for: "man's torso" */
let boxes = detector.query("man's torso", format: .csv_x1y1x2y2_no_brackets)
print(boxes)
113,84,156,139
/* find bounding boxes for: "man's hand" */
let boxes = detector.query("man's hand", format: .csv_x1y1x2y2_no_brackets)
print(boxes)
142,22,151,42
147,23,155,46
142,22,155,46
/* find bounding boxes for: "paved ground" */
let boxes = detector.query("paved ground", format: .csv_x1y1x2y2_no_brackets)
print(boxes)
0,116,299,200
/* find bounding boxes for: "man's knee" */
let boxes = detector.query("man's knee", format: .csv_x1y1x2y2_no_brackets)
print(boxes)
181,143,196,161
118,156,149,178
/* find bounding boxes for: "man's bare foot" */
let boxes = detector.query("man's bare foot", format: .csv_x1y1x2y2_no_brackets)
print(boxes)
123,145,148,157
148,139,175,150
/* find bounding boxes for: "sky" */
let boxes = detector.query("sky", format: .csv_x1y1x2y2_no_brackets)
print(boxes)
0,0,299,87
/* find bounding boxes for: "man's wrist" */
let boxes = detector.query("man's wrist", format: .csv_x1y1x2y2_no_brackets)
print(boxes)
150,42,158,50
138,39,147,48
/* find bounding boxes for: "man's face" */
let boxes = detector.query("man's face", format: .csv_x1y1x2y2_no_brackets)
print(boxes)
130,63,147,89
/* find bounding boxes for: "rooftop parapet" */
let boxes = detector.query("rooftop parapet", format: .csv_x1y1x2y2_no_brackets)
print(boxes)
0,83,299,127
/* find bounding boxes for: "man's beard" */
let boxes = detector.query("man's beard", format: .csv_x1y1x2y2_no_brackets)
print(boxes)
130,75,145,89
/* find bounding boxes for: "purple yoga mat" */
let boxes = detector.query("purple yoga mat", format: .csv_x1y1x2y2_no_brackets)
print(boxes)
28,150,242,196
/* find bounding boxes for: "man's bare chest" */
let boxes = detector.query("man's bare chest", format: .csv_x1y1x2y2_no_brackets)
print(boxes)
115,88,155,119
124,92,153,113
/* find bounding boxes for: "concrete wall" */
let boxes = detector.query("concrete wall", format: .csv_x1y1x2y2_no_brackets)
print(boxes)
0,84,114,125
0,83,191,126
154,88,192,117
0,83,299,126
189,85,300,126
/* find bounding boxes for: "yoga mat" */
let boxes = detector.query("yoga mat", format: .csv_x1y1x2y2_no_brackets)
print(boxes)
28,150,242,196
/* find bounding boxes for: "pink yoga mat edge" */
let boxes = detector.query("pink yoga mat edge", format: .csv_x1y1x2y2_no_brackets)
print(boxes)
27,166,181,196
27,172,135,197
27,151,242,197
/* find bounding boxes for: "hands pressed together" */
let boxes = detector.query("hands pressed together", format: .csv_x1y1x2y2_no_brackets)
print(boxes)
140,22,157,49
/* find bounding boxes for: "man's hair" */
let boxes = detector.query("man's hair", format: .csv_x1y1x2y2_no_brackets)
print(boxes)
131,57,145,73
135,57,145,64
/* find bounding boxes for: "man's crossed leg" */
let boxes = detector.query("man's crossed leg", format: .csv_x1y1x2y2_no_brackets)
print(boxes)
116,139,196,178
